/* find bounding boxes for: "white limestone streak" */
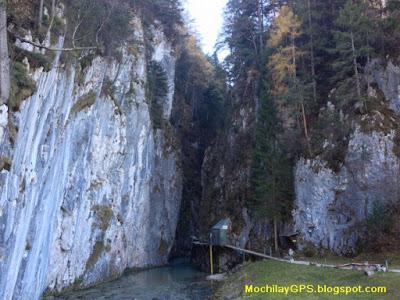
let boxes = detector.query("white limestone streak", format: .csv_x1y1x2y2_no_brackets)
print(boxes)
0,23,182,300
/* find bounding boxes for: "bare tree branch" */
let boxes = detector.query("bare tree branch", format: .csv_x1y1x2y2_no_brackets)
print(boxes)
9,30,99,52
95,3,115,46
47,0,57,36
72,16,83,49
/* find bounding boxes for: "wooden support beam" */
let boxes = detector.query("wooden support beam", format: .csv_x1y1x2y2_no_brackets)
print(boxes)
209,245,214,275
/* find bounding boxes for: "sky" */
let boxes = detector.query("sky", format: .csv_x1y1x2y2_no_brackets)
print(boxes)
183,0,228,55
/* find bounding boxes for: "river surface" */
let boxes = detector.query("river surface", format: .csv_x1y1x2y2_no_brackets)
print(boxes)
51,259,216,300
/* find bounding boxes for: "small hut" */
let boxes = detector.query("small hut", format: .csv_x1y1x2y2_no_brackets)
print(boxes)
209,218,231,246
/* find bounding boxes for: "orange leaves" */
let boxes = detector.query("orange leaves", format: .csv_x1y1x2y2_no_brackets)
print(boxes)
268,6,301,48
267,6,302,97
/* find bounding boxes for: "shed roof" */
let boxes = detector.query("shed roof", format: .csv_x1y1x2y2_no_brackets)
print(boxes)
211,218,231,230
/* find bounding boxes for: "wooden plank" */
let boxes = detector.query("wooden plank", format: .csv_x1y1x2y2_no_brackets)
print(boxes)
193,241,398,274
225,245,339,268
225,244,289,263
388,269,400,273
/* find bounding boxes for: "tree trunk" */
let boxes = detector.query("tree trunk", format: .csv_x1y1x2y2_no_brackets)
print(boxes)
272,0,277,17
292,34,312,156
366,39,371,111
38,0,44,29
271,165,279,255
273,217,279,255
257,0,264,51
301,100,312,156
46,0,56,36
379,0,385,55
0,1,10,105
292,36,296,77
350,30,363,108
307,0,317,103
51,0,55,17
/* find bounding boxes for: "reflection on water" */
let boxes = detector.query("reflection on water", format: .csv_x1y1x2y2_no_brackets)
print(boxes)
52,259,215,300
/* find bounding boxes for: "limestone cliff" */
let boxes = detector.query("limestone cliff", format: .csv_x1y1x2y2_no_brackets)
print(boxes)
294,60,400,255
0,16,182,299
294,129,400,254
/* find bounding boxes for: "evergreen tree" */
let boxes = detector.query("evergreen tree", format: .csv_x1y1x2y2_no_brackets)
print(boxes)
332,0,376,110
250,79,293,254
173,37,226,150
305,0,317,104
382,0,400,58
292,0,346,110
135,0,183,41
223,0,267,84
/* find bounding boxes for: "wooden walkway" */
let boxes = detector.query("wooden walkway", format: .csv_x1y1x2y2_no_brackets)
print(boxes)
192,241,400,273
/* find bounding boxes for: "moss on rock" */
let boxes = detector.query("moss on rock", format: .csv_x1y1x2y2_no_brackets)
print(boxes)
393,129,400,158
71,91,97,114
9,61,36,112
101,79,123,115
158,237,169,256
7,115,18,145
14,48,53,72
0,156,12,171
92,204,114,231
85,241,104,270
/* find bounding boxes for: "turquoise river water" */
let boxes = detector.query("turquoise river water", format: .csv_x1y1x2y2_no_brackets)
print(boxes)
51,259,216,300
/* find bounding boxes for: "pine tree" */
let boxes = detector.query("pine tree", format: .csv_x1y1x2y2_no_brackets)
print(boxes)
290,0,347,110
332,0,376,110
250,80,293,254
223,0,264,82
306,0,317,104
382,0,400,57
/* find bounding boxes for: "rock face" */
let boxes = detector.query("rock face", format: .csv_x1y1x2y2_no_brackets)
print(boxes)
294,128,400,254
0,20,182,299
294,60,400,255
199,90,256,246
370,60,400,113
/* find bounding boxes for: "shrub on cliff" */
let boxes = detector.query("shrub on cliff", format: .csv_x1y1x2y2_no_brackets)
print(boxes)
147,60,168,129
